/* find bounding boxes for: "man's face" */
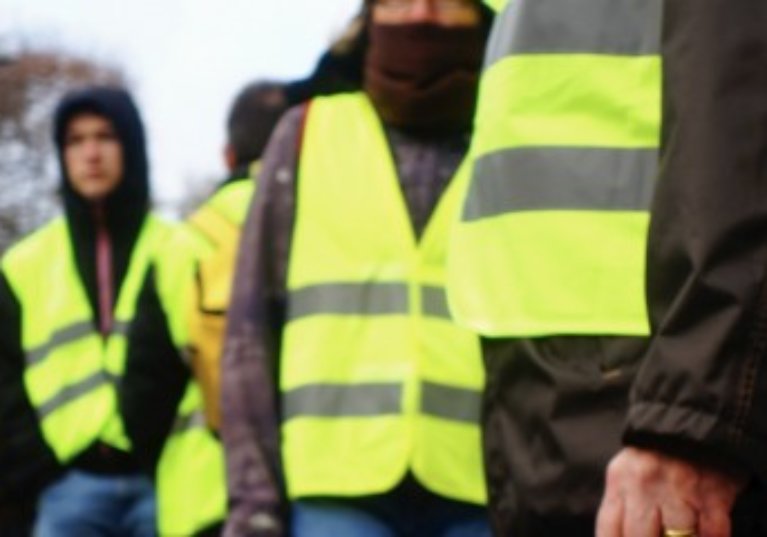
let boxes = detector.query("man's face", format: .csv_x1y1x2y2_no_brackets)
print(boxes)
64,112,123,201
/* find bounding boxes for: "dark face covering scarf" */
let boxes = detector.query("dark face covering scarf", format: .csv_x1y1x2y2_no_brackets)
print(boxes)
364,22,486,134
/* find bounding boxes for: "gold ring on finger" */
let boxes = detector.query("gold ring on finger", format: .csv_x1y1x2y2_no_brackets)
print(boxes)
663,530,696,537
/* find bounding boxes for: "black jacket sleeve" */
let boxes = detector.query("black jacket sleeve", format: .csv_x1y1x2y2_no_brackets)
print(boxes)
121,268,190,476
0,271,61,503
625,0,767,481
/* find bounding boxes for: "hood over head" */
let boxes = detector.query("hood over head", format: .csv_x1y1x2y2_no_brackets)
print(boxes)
51,87,151,329
54,86,150,217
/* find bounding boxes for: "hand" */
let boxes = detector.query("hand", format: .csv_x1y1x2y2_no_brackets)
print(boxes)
596,447,746,537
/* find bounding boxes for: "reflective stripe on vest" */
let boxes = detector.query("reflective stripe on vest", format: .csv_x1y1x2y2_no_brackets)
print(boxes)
282,92,486,504
1,215,170,463
25,320,129,367
287,282,451,321
283,381,481,424
447,0,661,337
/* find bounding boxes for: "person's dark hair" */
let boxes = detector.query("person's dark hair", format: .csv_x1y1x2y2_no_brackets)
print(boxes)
226,81,290,167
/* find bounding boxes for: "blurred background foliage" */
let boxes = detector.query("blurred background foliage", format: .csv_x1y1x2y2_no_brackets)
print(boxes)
0,45,128,252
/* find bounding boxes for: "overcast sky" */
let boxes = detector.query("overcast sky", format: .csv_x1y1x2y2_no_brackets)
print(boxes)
0,0,359,206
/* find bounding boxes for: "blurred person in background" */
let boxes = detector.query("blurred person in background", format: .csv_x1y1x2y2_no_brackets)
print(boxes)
221,1,494,536
597,0,767,535
446,0,661,535
0,86,169,536
120,81,292,537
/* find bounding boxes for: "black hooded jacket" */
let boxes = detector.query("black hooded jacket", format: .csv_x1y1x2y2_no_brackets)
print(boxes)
54,87,151,325
0,87,151,504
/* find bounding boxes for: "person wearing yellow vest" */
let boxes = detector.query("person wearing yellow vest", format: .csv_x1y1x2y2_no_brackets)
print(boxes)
119,81,292,537
446,0,661,535
0,87,168,536
221,2,494,536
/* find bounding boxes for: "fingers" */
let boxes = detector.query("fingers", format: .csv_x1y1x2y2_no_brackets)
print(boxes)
600,448,746,537
598,448,661,537
658,499,698,537
698,507,730,537
622,493,661,537
658,461,699,537
596,486,624,537
609,448,663,537
697,474,739,537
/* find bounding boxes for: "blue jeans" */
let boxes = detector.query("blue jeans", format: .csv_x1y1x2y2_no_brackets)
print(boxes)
34,470,156,537
291,476,491,537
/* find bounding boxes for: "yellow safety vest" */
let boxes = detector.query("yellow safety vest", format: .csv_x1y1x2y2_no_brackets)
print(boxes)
1,214,170,463
483,0,509,12
282,93,486,504
185,177,255,429
154,382,226,537
153,177,254,536
448,0,662,337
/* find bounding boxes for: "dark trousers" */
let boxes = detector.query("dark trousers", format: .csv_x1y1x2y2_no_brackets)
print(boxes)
0,501,35,537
